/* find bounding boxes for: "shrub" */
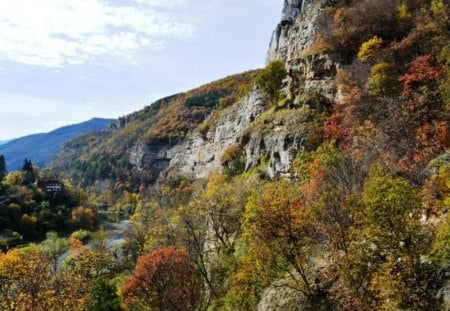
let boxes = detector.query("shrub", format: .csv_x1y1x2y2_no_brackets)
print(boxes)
399,54,442,96
85,278,120,311
220,145,243,166
366,62,400,96
221,145,245,178
358,36,383,63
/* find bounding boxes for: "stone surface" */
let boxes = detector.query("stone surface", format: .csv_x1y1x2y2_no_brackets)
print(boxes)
258,285,300,311
268,0,337,102
129,142,172,179
166,90,266,179
281,0,302,24
243,107,317,179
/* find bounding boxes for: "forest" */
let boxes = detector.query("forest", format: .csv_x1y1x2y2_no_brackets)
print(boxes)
0,0,450,310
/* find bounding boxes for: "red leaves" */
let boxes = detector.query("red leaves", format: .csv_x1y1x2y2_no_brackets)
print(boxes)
123,247,201,311
323,105,351,150
399,54,443,96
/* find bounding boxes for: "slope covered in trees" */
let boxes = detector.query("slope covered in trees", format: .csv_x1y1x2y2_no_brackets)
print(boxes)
49,71,258,191
0,118,114,171
1,0,449,310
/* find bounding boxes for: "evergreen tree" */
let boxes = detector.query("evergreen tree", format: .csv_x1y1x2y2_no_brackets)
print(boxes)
0,154,6,180
22,158,36,185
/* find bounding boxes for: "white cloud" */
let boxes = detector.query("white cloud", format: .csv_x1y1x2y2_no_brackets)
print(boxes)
0,0,197,68
135,0,188,8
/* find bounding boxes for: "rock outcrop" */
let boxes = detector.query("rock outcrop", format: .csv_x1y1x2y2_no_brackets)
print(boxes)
128,0,336,181
281,0,315,24
269,0,337,102
167,90,266,178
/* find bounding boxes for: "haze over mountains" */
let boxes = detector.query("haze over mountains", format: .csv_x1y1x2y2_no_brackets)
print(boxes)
0,118,114,171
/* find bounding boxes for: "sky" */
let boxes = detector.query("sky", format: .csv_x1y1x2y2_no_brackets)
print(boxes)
0,0,282,140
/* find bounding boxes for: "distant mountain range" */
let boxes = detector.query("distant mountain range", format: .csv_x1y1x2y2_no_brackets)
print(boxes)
0,118,114,171
0,140,9,145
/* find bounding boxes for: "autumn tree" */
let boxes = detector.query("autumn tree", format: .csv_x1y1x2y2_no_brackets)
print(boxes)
0,247,92,311
366,62,400,96
350,165,441,310
247,179,327,304
69,206,96,230
122,247,202,311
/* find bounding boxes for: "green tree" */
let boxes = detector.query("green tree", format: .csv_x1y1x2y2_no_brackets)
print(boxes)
355,165,440,310
0,154,6,180
22,158,36,185
366,62,399,96
85,278,121,311
256,60,287,107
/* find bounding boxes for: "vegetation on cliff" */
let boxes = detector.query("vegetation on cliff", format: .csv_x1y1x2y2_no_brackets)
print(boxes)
0,0,449,310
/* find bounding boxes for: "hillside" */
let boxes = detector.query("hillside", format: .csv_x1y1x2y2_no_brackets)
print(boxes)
49,71,258,189
0,118,114,171
1,0,450,310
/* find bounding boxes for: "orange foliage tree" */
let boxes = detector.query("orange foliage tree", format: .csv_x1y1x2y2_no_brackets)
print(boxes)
0,248,92,311
122,247,202,311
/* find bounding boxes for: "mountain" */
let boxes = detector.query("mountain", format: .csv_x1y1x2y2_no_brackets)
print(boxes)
0,140,9,146
0,118,114,171
49,0,449,192
44,0,450,309
49,72,258,187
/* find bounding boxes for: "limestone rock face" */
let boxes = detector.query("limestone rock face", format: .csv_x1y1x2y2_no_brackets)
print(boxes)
166,90,266,179
268,0,337,102
128,92,265,179
163,94,319,180
281,0,302,24
243,107,317,179
281,0,315,24
129,142,171,179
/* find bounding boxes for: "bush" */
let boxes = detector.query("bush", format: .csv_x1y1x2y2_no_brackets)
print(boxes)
318,0,399,63
366,62,400,96
358,36,383,62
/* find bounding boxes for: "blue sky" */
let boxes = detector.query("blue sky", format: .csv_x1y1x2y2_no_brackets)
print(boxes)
0,0,282,140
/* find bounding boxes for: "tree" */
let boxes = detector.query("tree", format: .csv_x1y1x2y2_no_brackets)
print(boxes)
354,165,440,310
122,247,202,311
0,154,6,180
256,60,287,107
366,62,399,96
358,36,383,63
69,206,96,230
248,179,324,302
85,278,121,311
22,158,36,185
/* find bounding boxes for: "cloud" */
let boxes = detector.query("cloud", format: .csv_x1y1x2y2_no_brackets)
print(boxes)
0,0,197,68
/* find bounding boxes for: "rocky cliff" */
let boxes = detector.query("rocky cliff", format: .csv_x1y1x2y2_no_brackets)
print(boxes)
269,0,337,103
51,0,336,186
135,0,336,180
